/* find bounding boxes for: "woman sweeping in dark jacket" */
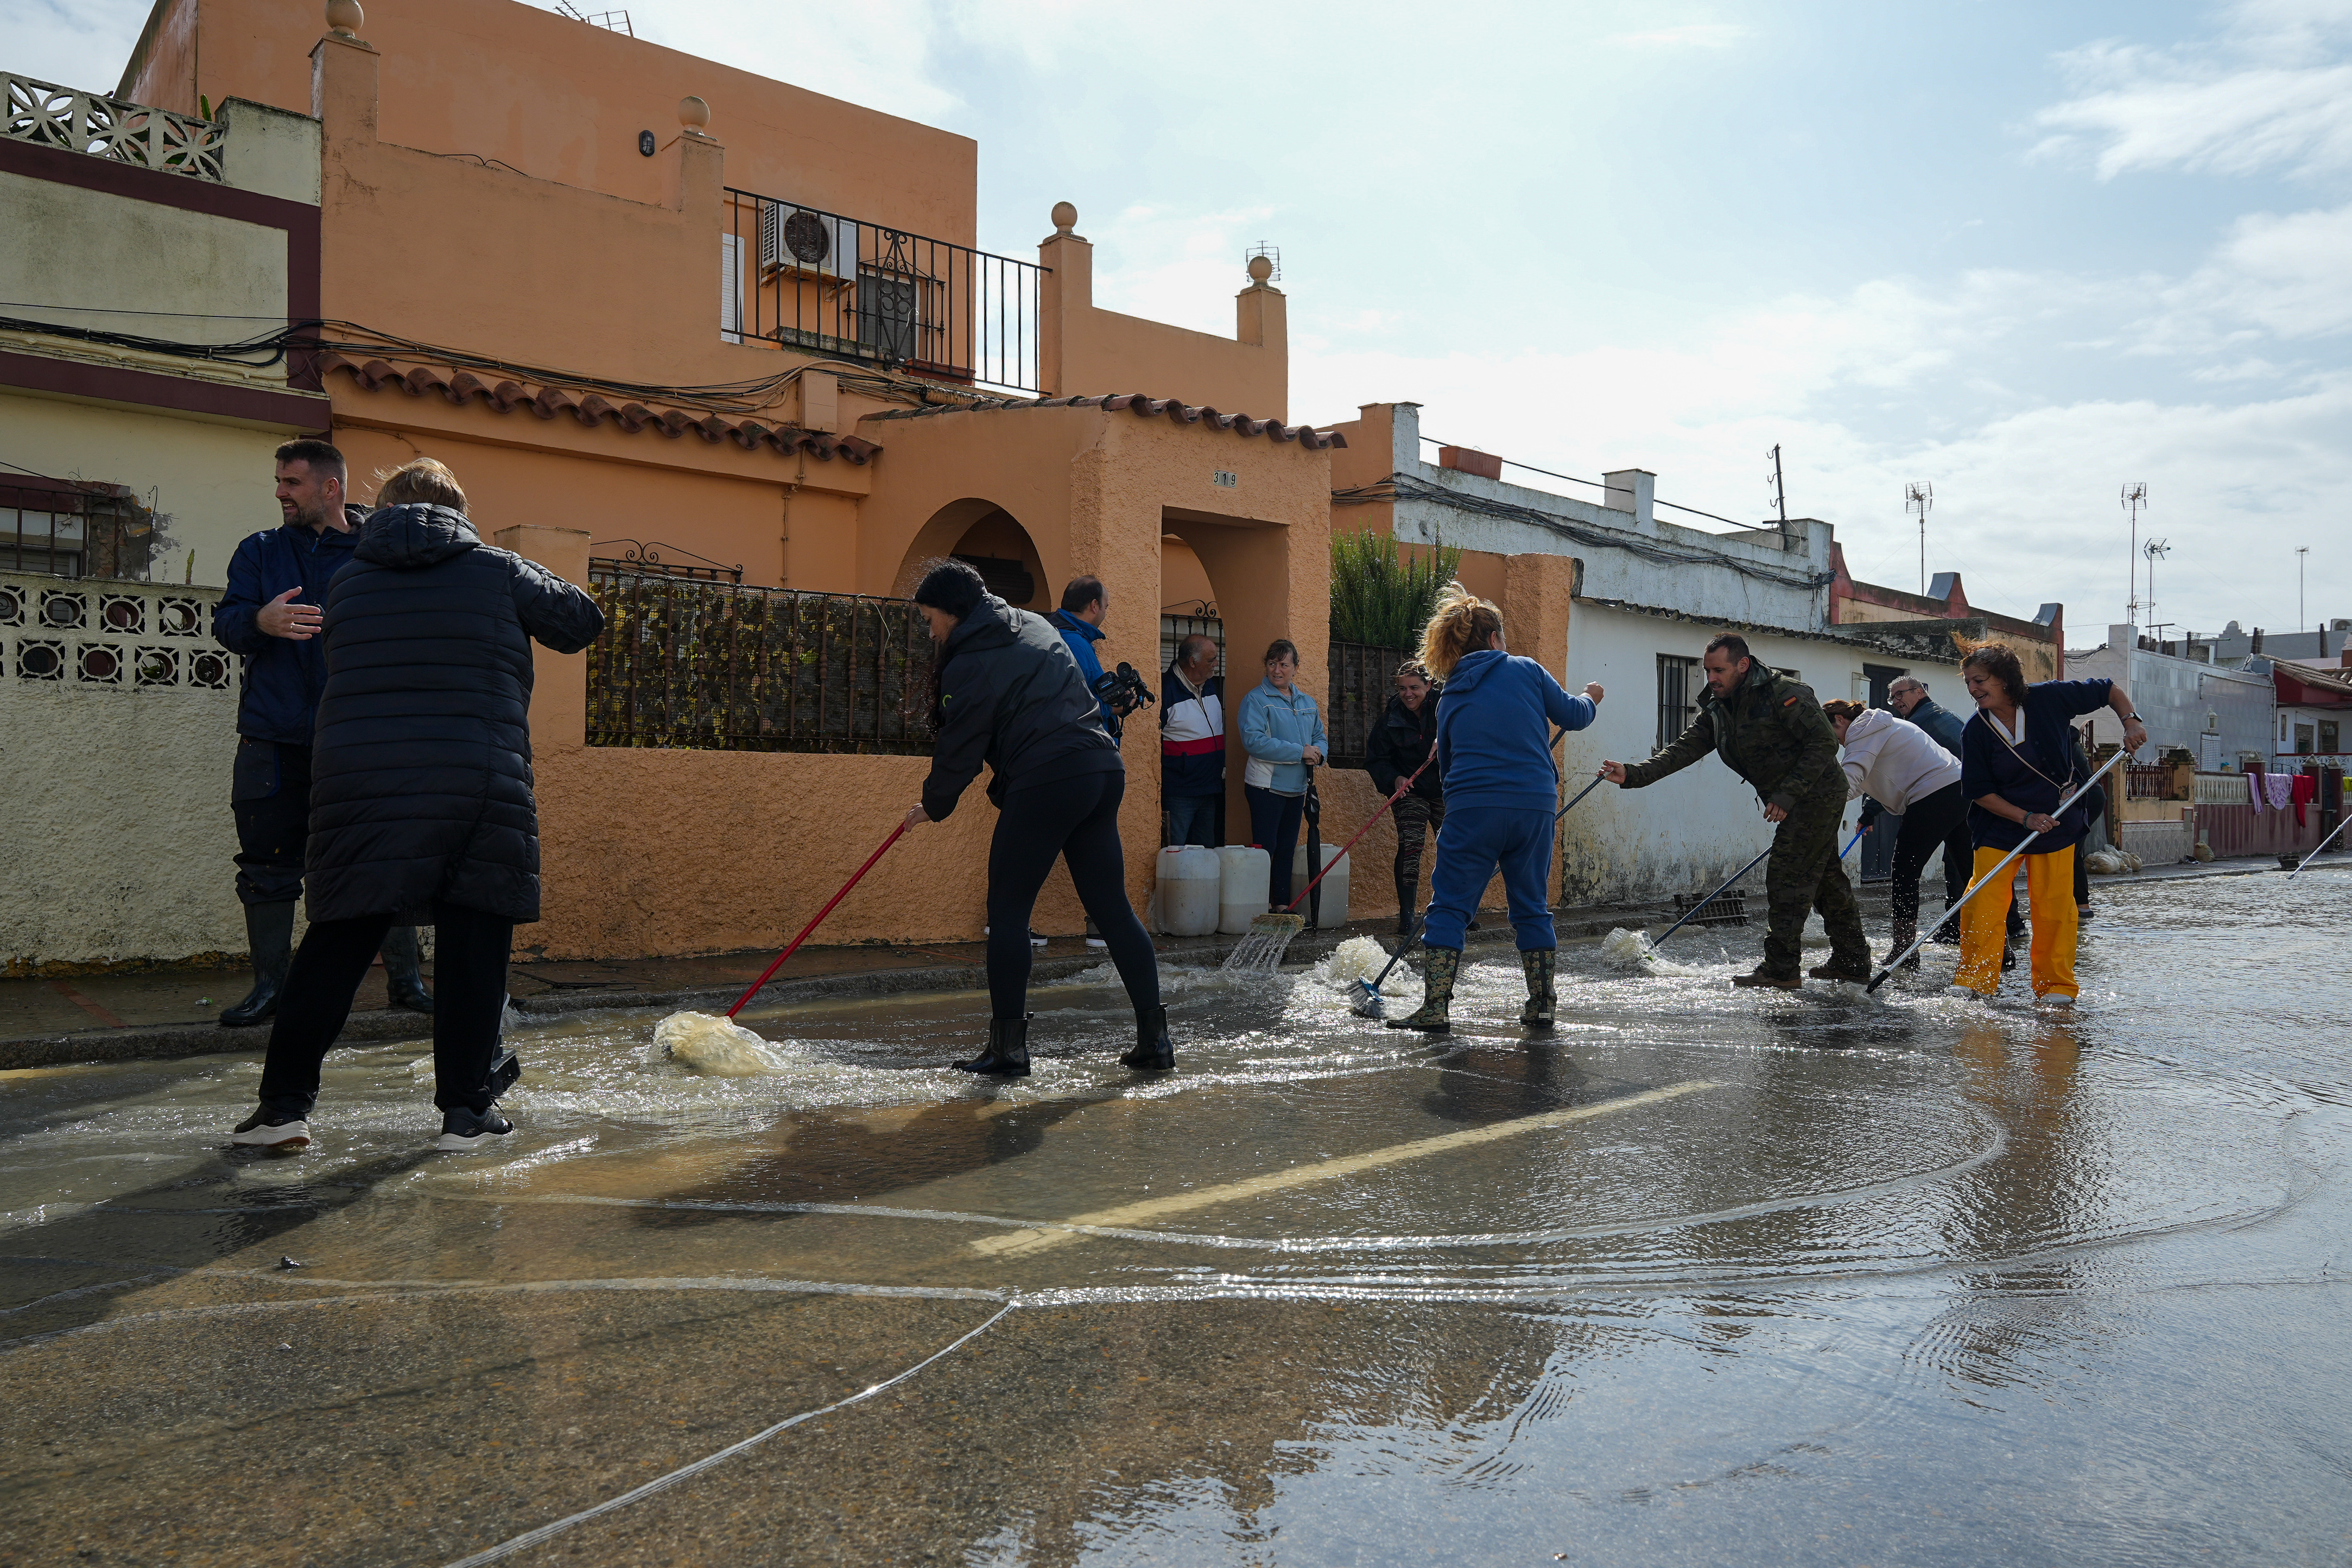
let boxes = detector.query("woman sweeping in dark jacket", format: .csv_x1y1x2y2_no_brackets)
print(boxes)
1952,642,2145,1003
229,459,604,1152
901,558,1170,1077
1366,661,1443,935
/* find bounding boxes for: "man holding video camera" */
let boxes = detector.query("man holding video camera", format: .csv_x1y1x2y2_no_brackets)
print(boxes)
1049,575,1153,947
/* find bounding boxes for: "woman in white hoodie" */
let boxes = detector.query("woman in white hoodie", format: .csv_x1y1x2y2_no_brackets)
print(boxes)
1824,700,1967,968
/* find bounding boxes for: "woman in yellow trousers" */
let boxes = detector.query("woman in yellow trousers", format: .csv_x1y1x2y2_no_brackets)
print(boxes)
1953,643,2146,1002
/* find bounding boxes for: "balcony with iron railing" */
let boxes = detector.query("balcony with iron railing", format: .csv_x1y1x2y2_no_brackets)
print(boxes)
721,187,1045,394
3,72,226,180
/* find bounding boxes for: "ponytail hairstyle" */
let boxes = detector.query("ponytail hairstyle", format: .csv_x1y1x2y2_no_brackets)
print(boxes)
1416,580,1503,681
1821,698,1866,725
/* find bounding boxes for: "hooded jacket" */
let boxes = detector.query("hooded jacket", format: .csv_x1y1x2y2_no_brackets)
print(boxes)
1620,662,1842,813
305,504,604,923
1432,651,1595,813
1047,607,1114,732
212,505,367,745
922,595,1119,822
1838,707,1962,815
1366,688,1444,802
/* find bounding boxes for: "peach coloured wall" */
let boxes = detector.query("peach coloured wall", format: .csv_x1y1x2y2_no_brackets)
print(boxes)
124,0,975,238
1039,228,1287,419
1160,537,1214,612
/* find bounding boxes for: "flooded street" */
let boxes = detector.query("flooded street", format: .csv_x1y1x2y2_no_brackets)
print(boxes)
5,867,2350,1566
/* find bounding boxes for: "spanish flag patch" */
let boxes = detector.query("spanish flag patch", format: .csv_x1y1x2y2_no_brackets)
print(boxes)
1783,696,1797,707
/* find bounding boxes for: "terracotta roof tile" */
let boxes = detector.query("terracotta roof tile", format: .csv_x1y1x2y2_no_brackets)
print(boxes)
316,352,879,464
861,392,1347,449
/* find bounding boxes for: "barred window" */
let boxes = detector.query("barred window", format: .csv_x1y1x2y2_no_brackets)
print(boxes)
1657,654,1700,750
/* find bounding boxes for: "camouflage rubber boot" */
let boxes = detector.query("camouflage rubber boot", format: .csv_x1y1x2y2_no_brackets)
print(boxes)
1386,947,1459,1032
1518,947,1557,1027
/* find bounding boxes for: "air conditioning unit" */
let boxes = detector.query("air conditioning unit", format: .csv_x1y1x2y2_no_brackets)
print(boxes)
759,202,856,280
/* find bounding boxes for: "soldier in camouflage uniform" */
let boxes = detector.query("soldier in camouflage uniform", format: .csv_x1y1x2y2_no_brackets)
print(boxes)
1600,633,1871,987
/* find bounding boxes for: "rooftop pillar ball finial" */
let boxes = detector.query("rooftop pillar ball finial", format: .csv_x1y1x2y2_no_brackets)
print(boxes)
326,0,363,38
1051,201,1077,234
1247,254,1274,284
678,96,711,132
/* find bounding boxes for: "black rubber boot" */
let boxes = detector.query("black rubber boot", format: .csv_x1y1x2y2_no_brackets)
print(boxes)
1387,947,1459,1032
1882,922,1922,972
955,1015,1031,1077
219,901,296,1028
379,925,434,1014
1518,948,1557,1027
1121,1004,1175,1071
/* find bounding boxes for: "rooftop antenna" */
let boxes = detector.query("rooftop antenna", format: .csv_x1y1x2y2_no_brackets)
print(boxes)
2298,545,2310,636
1765,444,1789,530
1905,481,1933,595
2142,537,2170,629
2121,482,2148,625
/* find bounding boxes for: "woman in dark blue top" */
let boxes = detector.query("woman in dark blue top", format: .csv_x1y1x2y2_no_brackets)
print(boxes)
1953,643,2145,1001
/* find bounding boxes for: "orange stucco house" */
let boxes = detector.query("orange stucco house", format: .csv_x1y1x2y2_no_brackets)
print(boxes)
117,0,1346,957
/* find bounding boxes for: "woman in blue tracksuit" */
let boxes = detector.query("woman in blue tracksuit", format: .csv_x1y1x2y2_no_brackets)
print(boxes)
1237,638,1328,912
1391,585,1603,1033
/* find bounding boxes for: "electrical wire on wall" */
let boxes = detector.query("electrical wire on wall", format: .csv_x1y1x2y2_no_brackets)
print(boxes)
0,303,1001,420
1335,472,1834,594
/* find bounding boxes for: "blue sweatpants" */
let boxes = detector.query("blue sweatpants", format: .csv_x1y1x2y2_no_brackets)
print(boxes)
1421,804,1555,952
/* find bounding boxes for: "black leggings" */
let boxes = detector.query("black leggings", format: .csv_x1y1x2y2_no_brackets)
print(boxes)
988,771,1161,1021
257,901,513,1118
1891,783,1968,931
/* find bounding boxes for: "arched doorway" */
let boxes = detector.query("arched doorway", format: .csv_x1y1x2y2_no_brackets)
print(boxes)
893,498,1050,613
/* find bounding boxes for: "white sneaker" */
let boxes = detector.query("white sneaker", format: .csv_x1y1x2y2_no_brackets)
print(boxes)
231,1108,310,1150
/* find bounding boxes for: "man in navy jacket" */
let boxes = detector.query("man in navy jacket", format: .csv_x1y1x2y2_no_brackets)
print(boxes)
1161,633,1225,846
211,440,429,1026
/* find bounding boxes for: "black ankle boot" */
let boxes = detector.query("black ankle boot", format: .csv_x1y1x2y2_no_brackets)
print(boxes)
955,1015,1030,1077
1121,1004,1175,1071
219,901,296,1027
379,925,434,1014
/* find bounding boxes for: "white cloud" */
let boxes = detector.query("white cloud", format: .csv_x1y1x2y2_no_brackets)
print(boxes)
2032,1,2352,180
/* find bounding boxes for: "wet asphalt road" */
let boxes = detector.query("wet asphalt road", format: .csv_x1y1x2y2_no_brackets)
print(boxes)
4,867,2350,1566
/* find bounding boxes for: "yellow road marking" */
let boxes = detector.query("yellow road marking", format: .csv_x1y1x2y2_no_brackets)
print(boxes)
968,1078,1719,1257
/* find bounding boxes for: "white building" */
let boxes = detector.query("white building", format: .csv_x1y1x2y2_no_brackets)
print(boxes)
2071,624,2274,770
1335,403,1980,905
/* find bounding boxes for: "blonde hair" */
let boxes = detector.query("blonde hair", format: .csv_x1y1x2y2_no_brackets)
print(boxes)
374,456,467,512
1415,581,1503,681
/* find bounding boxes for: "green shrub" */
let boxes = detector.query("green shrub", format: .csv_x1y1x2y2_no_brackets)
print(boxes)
1329,528,1462,651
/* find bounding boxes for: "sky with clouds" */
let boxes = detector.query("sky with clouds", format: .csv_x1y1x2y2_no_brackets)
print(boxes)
18,0,2350,642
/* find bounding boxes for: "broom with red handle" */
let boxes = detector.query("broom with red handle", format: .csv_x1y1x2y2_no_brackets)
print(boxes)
725,822,909,1018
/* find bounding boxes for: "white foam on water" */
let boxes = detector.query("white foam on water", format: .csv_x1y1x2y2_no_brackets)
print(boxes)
1600,928,1654,968
1311,935,1394,989
654,1011,788,1077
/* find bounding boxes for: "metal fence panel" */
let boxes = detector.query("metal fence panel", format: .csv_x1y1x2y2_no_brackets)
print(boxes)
1326,641,1406,767
586,566,934,754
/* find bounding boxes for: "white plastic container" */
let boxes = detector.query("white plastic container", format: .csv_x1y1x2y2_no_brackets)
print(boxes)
1218,845,1271,934
1291,841,1351,926
1157,845,1221,936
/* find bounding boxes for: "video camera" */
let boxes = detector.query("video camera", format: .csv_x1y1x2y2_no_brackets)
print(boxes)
1092,661,1155,720
1090,661,1153,740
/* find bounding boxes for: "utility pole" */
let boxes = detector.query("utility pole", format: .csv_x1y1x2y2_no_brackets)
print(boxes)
1905,482,1933,596
2298,545,2310,636
1765,445,1789,531
2143,538,2169,630
2121,483,2148,625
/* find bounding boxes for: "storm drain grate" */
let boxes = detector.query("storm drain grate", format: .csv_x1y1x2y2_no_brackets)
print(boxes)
1672,890,1749,927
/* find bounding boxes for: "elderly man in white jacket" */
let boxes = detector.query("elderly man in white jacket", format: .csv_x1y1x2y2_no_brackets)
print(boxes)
1825,700,1968,969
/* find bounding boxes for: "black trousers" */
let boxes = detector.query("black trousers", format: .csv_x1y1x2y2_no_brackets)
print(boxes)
987,771,1160,1021
257,902,513,1118
232,738,312,906
1244,785,1307,909
1890,783,1968,931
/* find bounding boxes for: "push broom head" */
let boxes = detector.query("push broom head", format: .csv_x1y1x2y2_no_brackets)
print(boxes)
1220,911,1305,973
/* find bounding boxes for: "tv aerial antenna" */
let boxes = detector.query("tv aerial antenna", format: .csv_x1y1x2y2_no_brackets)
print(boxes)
2121,483,2148,624
2142,537,2170,629
1904,482,1933,595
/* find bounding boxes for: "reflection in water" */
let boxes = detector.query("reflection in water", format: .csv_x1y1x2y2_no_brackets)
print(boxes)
2,871,2347,1565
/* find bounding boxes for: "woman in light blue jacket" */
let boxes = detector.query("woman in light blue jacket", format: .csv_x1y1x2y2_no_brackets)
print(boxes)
1237,638,1328,911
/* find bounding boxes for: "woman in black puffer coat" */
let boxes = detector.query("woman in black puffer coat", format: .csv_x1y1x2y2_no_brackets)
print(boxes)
230,458,604,1154
1365,661,1443,935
